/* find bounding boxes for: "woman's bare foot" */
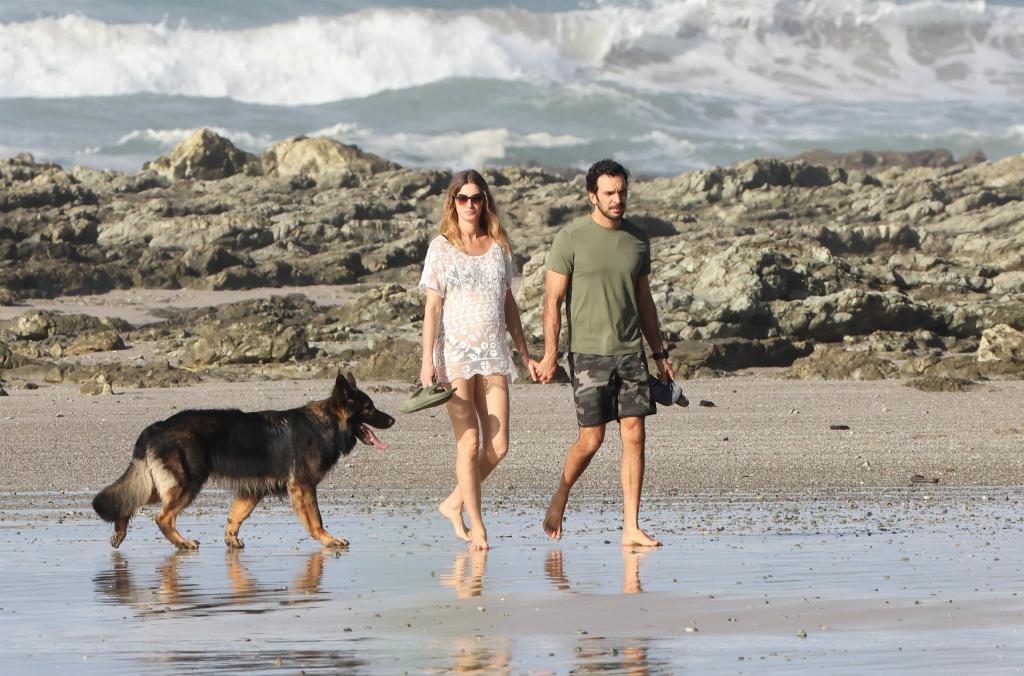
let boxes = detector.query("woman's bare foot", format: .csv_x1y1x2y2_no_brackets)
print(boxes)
469,528,489,551
543,490,568,539
622,527,662,548
439,499,470,541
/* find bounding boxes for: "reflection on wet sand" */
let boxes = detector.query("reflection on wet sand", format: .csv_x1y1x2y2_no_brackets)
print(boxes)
439,551,511,672
571,638,655,675
93,550,332,616
543,548,660,673
544,547,652,594
449,637,511,674
440,549,488,598
621,548,650,595
545,549,572,591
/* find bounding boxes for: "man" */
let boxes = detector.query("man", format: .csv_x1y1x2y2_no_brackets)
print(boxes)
534,159,674,547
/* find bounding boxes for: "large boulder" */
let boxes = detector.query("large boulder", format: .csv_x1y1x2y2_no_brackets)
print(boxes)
772,289,938,342
179,322,310,366
66,331,126,355
12,311,55,340
977,324,1024,364
690,244,810,328
0,169,96,212
787,346,897,380
260,136,399,179
145,128,258,180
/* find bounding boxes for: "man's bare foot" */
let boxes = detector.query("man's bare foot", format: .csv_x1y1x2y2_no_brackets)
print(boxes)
622,528,662,547
543,491,568,540
439,500,470,541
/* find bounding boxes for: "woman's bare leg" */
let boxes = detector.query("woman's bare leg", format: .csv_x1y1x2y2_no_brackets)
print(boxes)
440,374,509,543
439,377,487,548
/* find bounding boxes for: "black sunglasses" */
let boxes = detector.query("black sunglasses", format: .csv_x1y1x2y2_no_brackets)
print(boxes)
454,193,485,205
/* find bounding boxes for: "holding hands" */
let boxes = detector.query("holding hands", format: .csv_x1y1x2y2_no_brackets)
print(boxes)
532,354,558,384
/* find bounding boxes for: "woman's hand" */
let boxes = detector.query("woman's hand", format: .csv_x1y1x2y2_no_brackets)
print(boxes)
521,354,541,383
419,363,435,388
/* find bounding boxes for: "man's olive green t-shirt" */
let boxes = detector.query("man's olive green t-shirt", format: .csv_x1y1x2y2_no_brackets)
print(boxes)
546,215,651,356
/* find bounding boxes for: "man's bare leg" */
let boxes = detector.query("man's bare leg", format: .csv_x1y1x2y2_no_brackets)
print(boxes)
543,424,605,539
620,416,661,547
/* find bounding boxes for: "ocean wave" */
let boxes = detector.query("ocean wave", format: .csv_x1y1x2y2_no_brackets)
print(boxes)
1,1,1023,104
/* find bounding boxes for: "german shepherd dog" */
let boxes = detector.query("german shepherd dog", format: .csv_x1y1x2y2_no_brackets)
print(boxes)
93,373,394,550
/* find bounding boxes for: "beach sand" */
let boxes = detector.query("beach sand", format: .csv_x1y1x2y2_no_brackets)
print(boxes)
2,291,1023,673
2,374,1022,495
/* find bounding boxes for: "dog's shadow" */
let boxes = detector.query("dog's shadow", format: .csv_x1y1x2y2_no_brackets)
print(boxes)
93,549,334,616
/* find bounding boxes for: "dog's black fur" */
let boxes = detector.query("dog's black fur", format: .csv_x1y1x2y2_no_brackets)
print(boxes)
93,373,394,550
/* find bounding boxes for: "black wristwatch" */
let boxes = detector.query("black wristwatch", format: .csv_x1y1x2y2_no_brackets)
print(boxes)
650,351,669,361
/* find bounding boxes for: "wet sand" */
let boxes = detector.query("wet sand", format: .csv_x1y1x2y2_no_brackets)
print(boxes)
0,492,1021,674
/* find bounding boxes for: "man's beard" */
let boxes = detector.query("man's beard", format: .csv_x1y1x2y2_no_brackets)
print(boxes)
596,201,625,223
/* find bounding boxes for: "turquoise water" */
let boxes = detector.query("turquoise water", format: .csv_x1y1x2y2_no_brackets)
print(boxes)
2,1,1024,173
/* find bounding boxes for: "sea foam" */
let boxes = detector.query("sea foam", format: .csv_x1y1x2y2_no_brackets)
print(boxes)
1,0,1022,105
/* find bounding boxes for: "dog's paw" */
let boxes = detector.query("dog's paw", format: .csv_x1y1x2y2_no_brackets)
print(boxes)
323,537,349,549
224,536,245,549
110,532,126,549
177,539,200,551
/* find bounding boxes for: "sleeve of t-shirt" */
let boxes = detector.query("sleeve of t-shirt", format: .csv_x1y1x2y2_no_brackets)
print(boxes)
546,228,573,276
418,238,446,297
639,234,652,277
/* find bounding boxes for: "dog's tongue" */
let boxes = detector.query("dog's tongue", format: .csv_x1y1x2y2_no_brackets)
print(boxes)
360,425,389,450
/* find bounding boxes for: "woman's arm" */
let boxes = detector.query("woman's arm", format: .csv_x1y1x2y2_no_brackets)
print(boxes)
504,288,531,361
420,289,443,386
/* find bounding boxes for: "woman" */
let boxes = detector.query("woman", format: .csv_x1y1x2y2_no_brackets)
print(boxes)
419,169,537,550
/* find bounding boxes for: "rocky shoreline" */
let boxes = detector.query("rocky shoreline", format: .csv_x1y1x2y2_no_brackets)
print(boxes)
1,129,1022,391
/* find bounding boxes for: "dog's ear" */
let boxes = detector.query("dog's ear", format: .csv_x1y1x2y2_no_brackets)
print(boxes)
333,372,352,400
345,371,357,389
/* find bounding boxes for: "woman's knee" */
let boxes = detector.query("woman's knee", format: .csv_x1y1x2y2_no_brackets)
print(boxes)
488,439,509,462
455,429,479,455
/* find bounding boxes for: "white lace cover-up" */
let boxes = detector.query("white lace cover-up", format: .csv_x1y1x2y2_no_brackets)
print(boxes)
418,235,517,383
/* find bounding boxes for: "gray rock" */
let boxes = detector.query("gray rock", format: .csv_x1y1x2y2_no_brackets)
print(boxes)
261,136,399,179
179,323,309,366
977,324,1024,363
66,331,126,355
787,346,897,380
145,128,258,180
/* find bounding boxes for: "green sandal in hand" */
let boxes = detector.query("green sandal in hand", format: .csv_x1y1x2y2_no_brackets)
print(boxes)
399,384,455,414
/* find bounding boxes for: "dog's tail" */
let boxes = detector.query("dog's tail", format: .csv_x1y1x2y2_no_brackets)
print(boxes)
92,458,153,522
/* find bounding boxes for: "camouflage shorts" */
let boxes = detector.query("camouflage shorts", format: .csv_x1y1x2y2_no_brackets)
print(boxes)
569,352,655,427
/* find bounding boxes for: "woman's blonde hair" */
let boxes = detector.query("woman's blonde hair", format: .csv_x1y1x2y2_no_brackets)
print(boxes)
439,169,510,255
